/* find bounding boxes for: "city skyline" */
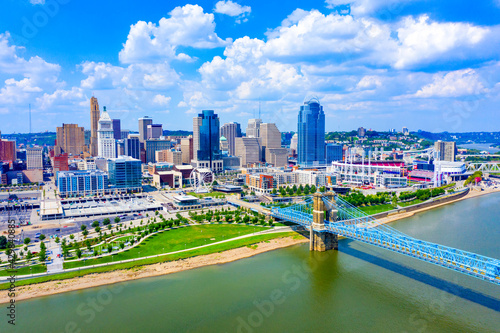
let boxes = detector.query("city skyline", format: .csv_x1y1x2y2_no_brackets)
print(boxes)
0,0,499,133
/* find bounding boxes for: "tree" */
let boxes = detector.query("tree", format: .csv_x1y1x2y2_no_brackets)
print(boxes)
107,224,112,230
0,236,7,249
243,215,250,223
69,234,75,240
82,230,89,237
103,218,111,226
38,250,46,262
40,241,46,251
91,221,100,228
26,251,33,260
107,244,113,253
93,248,98,257
76,248,82,259
39,234,46,241
55,236,60,244
5,248,12,256
311,185,317,193
114,217,120,223
119,242,125,250
320,186,326,193
95,226,101,233
86,240,92,252
292,185,297,193
80,224,87,231
24,237,31,246
252,216,258,224
62,246,69,258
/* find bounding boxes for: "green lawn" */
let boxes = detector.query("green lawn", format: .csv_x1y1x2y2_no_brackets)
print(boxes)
0,231,299,290
186,191,227,198
398,199,426,207
64,224,268,269
0,263,47,276
358,204,396,215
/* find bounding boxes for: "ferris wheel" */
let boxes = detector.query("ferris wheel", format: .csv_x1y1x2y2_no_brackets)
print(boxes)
189,168,214,193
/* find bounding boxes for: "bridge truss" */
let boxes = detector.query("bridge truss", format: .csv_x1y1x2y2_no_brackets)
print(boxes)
466,162,500,173
271,196,500,286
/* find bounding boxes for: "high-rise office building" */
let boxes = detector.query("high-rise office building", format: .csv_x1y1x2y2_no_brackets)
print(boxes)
97,107,116,159
0,139,16,163
90,97,100,156
120,129,130,139
147,124,163,139
107,156,142,192
57,170,108,197
84,130,91,147
246,119,262,138
112,119,121,140
55,124,85,156
434,141,457,162
156,150,182,165
326,144,343,164
145,139,171,163
297,98,325,166
124,136,140,160
259,123,281,162
138,116,153,143
402,127,409,135
358,127,366,138
235,137,261,167
181,136,193,164
220,122,242,156
290,133,298,156
27,146,43,170
192,110,222,171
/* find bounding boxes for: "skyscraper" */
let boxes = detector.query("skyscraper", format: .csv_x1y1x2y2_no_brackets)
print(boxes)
27,146,43,170
90,97,100,156
235,137,261,167
147,124,163,139
434,141,456,162
112,119,121,140
220,122,242,156
0,139,16,163
145,139,171,163
297,98,325,166
192,110,222,171
97,107,116,159
246,119,262,138
124,136,140,160
55,124,85,156
138,116,153,143
181,136,193,164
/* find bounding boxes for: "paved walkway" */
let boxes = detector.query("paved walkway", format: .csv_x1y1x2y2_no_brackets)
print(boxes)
0,226,296,282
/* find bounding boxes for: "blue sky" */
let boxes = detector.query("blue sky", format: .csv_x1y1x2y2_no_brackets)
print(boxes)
1,0,500,134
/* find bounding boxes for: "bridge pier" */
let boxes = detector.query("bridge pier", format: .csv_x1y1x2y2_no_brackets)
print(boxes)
310,192,338,251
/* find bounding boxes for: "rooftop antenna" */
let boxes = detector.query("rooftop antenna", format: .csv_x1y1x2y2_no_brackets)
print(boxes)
258,100,261,120
29,104,32,134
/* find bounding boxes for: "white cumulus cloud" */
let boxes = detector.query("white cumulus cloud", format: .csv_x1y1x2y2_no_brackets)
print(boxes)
413,69,486,98
119,4,231,64
214,1,251,17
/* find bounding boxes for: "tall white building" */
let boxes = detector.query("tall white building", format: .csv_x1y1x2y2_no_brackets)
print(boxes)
246,119,262,138
97,107,116,159
27,146,43,170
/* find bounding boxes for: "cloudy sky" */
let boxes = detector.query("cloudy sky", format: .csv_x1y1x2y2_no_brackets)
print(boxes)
1,0,500,134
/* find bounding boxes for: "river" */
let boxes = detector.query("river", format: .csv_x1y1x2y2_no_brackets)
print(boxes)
459,143,499,154
2,193,500,333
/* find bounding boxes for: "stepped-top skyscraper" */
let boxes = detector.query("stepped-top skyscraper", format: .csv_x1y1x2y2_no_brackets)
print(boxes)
90,97,100,156
297,98,325,166
97,107,116,159
192,110,222,171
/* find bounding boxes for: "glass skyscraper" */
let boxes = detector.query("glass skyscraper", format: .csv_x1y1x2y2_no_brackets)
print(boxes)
194,110,222,163
297,98,325,166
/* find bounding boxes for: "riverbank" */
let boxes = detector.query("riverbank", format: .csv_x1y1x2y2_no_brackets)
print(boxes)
371,187,499,226
0,235,308,304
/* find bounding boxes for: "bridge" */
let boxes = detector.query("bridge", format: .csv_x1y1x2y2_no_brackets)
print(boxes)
271,192,500,286
466,162,500,173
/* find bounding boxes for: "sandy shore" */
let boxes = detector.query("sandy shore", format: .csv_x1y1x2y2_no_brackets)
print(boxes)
0,235,308,304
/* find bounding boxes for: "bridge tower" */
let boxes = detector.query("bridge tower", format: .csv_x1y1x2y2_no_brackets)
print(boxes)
310,192,338,251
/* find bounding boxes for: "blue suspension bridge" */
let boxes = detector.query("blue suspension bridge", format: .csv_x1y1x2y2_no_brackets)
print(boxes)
270,192,500,286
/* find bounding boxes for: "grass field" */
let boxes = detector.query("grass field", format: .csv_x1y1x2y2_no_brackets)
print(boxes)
358,204,396,215
63,224,268,269
0,231,300,290
398,199,426,207
0,263,47,276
